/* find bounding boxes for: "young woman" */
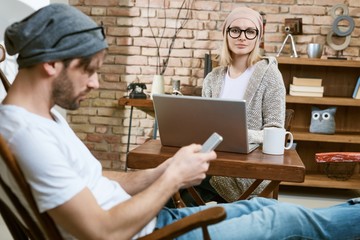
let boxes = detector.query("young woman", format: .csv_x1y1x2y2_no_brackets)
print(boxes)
187,7,286,205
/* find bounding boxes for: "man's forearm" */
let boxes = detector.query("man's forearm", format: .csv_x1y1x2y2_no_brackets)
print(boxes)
103,162,167,195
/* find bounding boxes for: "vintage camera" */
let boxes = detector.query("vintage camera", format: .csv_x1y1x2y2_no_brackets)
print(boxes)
127,83,147,99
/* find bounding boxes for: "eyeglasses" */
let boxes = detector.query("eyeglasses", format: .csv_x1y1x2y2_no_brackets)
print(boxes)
52,23,106,48
227,27,259,40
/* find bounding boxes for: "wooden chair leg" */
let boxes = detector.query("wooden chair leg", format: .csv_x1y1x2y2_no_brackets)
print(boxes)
202,226,211,240
272,185,279,199
187,187,206,206
172,187,206,208
172,192,186,208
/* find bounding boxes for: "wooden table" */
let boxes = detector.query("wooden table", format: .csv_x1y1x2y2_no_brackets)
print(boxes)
118,97,153,108
127,139,305,201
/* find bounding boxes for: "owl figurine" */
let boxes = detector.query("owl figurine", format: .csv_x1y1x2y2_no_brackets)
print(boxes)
309,106,337,134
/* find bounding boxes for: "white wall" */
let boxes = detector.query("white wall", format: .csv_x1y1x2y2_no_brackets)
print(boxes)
0,0,68,117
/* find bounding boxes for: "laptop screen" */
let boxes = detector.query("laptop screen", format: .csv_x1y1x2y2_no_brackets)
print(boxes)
152,94,256,154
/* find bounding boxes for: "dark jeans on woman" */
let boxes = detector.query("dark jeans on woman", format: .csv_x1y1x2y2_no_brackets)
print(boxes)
166,176,227,207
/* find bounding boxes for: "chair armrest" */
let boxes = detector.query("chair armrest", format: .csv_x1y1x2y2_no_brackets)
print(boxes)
138,206,226,240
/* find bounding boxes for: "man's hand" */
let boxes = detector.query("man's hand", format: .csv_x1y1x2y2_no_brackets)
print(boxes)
165,144,217,189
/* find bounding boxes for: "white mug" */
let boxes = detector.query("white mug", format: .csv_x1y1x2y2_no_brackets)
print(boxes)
262,127,293,155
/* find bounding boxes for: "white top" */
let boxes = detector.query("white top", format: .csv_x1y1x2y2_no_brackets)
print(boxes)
220,65,255,100
0,105,156,239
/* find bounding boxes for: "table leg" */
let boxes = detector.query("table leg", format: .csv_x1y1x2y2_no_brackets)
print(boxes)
258,180,281,199
272,185,279,199
237,179,280,200
125,106,134,172
153,118,158,139
238,179,263,200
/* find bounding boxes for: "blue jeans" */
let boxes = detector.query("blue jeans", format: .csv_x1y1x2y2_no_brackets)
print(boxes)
155,197,360,240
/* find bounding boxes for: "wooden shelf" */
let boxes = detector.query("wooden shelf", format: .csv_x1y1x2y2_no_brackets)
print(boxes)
286,95,360,107
292,128,360,144
281,173,360,190
277,57,360,68
278,57,360,191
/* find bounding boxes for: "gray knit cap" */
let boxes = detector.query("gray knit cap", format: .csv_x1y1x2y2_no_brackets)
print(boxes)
222,7,263,39
4,3,108,68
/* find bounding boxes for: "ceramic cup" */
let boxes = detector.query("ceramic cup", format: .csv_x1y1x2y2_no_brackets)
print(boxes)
262,127,294,155
307,43,323,58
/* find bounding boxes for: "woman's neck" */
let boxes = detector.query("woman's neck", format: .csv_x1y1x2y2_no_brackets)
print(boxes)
228,56,249,78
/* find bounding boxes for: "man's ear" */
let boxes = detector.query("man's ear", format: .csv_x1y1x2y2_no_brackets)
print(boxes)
42,61,63,76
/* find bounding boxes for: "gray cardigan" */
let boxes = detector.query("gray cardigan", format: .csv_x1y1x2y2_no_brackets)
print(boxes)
202,57,286,202
202,56,286,144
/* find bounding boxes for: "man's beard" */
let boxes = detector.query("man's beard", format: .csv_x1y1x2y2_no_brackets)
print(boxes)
52,69,80,110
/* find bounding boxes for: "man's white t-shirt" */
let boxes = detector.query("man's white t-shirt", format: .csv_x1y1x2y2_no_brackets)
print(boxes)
0,105,156,239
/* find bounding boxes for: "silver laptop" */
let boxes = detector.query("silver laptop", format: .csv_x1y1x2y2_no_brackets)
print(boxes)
152,94,259,154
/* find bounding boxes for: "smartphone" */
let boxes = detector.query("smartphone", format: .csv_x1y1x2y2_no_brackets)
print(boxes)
201,132,223,153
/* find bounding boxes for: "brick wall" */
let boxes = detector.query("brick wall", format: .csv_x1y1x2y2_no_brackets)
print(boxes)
67,0,360,171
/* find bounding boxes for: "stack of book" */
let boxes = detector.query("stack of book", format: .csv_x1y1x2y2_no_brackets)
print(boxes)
352,76,360,99
289,77,324,97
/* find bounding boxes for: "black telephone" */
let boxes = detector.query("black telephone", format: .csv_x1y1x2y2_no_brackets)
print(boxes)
127,83,147,99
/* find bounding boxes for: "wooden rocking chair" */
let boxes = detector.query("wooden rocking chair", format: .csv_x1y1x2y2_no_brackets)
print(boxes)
0,134,226,240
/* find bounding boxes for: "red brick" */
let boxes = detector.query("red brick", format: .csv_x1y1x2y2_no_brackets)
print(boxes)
84,0,118,6
87,134,103,143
